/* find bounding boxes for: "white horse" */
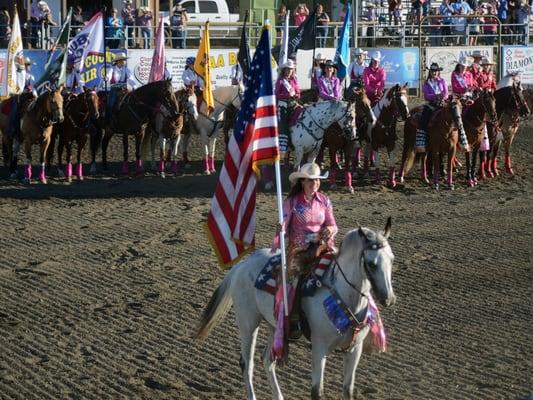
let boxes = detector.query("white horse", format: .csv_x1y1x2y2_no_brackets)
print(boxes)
180,85,242,174
146,88,198,177
196,218,396,400
290,100,356,170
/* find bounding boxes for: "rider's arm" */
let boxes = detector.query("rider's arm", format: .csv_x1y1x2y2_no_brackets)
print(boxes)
292,78,301,99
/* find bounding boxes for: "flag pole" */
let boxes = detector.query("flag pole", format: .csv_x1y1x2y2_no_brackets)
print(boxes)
102,7,108,93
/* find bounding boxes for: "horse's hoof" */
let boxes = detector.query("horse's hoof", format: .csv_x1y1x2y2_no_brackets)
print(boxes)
399,176,404,183
447,184,455,191
40,178,47,184
161,172,166,179
506,168,514,176
9,172,18,180
330,184,337,190
493,168,499,176
58,169,65,178
23,178,32,185
78,175,84,182
432,183,439,190
466,179,474,187
89,163,97,174
210,168,216,174
264,181,274,191
204,170,211,175
388,180,397,189
347,186,354,194
184,163,192,169
67,176,72,183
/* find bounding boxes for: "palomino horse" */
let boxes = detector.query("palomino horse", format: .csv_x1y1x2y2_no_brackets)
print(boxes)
146,87,198,177
400,96,464,189
363,84,410,187
462,89,498,185
196,219,396,400
101,79,179,175
290,100,356,169
16,88,64,183
181,86,242,174
487,78,531,176
322,88,376,193
51,89,100,182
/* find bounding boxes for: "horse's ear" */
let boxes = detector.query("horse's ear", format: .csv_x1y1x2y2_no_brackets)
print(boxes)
383,217,392,239
358,227,369,242
403,82,408,88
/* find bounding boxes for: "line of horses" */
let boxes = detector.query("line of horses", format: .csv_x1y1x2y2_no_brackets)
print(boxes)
0,77,530,191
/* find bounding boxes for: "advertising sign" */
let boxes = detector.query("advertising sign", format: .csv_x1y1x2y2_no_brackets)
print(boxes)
501,46,533,84
127,48,240,89
425,46,495,84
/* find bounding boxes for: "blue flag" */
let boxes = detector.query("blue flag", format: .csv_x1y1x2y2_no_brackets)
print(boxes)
334,3,351,80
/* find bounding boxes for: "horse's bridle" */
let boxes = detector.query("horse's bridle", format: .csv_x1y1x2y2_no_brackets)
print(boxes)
65,91,97,128
373,88,408,131
306,102,355,138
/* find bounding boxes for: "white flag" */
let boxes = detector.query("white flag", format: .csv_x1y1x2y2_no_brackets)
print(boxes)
7,7,24,95
278,11,290,69
68,12,104,76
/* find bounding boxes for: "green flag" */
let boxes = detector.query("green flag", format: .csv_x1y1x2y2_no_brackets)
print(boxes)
37,8,72,93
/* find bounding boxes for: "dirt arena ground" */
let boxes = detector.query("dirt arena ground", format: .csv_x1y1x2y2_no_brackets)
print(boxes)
0,115,532,399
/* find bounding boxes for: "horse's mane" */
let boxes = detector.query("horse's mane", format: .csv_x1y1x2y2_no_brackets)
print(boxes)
132,79,170,95
338,227,388,256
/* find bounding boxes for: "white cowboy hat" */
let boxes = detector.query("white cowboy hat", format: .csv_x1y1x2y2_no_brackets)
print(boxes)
470,50,483,58
354,48,368,56
37,1,48,8
314,53,324,60
113,52,129,62
370,50,382,61
457,56,469,67
288,163,329,184
480,56,494,65
281,59,296,70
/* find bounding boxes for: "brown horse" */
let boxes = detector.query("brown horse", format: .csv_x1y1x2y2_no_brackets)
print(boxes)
146,87,198,177
15,88,64,183
49,90,100,182
322,88,375,193
101,79,179,175
364,83,410,187
400,97,463,189
487,80,531,176
461,89,498,186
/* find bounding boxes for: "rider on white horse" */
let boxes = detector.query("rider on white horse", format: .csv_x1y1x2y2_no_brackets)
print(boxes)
271,163,337,358
274,59,301,158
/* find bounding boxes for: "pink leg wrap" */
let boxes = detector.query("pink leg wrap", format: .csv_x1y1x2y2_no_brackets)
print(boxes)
354,147,362,169
505,155,513,175
39,166,46,182
66,162,73,179
159,159,165,173
135,159,143,175
478,160,486,180
329,169,337,186
25,164,32,180
491,158,499,176
388,167,396,188
208,156,216,172
121,161,129,175
203,158,209,172
76,163,83,179
171,160,178,174
344,171,352,188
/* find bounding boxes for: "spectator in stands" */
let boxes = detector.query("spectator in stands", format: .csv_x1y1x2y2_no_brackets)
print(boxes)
293,3,309,27
277,4,287,42
363,50,386,106
71,6,84,36
451,0,472,45
514,0,529,44
30,0,44,48
38,1,57,49
339,3,347,21
411,0,424,27
469,4,482,45
316,4,330,48
170,5,188,49
429,8,442,46
481,3,497,45
497,0,510,42
365,3,378,47
106,8,124,49
388,0,402,25
137,6,153,49
121,0,136,48
0,6,11,48
438,0,454,45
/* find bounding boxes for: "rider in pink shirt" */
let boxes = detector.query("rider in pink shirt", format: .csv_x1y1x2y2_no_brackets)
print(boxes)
363,51,386,106
451,57,476,95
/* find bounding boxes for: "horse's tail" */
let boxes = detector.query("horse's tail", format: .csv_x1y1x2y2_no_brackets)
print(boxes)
195,268,235,342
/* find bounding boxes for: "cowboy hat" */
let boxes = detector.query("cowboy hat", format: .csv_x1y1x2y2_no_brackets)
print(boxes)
370,50,382,61
366,3,376,7
429,62,443,71
319,59,337,69
288,162,329,184
37,1,48,8
24,57,35,65
113,52,129,62
314,53,325,60
480,56,494,65
457,56,469,67
354,48,368,56
470,50,483,58
281,59,296,70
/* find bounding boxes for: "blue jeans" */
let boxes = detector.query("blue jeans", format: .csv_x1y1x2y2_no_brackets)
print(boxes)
124,22,134,48
141,27,151,49
172,28,187,49
317,26,328,48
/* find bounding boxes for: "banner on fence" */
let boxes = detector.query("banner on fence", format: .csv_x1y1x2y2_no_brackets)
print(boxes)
501,46,533,84
425,46,496,84
127,49,240,89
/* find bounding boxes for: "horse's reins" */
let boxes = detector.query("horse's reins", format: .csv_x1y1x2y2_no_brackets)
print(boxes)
194,91,241,137
372,90,408,131
65,93,95,129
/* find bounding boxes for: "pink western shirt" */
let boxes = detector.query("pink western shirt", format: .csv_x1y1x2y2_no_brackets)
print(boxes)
363,65,386,95
317,75,341,100
275,77,301,101
272,191,338,251
451,70,475,95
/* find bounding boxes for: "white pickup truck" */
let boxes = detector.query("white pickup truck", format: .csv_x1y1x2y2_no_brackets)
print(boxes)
178,0,239,24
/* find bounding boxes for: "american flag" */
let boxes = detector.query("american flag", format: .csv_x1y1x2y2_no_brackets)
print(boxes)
206,27,279,269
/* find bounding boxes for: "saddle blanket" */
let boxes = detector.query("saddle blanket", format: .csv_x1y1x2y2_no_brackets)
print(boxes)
255,252,335,297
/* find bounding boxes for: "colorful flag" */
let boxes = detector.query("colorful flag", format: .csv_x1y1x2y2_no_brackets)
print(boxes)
7,6,24,95
334,3,351,80
206,27,279,269
36,9,73,94
149,17,165,83
278,10,290,68
194,22,214,113
237,11,251,80
68,12,104,78
287,10,316,59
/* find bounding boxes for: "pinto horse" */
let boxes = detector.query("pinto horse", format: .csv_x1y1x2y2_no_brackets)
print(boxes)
289,100,356,169
321,88,376,193
400,97,464,189
49,90,100,182
15,88,65,183
462,90,498,185
146,87,198,177
179,86,242,174
487,78,531,176
195,218,395,400
363,84,410,187
101,79,179,175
